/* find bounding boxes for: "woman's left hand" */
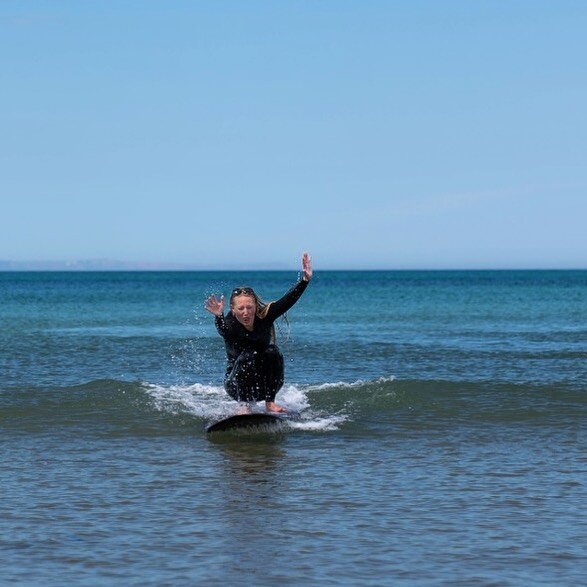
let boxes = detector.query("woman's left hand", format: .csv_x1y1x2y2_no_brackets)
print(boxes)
302,252,312,281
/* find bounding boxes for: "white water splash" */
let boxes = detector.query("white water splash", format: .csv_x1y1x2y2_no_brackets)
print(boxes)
288,415,347,431
144,382,230,420
142,380,349,432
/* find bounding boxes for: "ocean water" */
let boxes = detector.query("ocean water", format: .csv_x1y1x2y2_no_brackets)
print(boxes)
1,270,586,586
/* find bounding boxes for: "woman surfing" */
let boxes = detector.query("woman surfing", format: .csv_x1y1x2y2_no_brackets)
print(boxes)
205,252,312,413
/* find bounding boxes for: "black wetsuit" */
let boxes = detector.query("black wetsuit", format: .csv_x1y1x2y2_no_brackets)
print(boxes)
214,279,309,402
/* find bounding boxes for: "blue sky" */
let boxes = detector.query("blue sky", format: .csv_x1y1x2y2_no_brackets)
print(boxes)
1,1,586,269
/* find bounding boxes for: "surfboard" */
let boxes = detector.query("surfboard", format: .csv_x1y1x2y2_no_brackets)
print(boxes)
206,412,290,433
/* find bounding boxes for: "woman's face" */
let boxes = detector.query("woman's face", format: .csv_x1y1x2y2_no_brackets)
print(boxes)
231,294,256,330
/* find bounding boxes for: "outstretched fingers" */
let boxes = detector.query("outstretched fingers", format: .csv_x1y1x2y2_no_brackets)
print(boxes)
204,293,225,315
302,252,312,280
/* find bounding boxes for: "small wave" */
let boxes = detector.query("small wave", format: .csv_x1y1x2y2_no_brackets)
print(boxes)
143,381,342,432
4,376,584,434
164,375,394,431
307,376,396,391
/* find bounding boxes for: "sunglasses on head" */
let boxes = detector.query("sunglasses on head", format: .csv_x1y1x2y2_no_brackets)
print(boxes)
232,286,254,296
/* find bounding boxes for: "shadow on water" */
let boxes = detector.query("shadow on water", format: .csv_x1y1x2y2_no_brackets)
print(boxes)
206,431,291,562
198,429,312,584
207,430,286,479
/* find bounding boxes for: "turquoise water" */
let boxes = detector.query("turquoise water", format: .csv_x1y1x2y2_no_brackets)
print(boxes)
1,271,586,585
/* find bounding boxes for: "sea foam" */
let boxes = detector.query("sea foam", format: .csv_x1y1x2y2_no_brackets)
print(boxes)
143,380,348,431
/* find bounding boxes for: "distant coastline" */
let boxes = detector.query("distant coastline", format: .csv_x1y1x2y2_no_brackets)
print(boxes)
1,260,585,272
0,259,293,271
0,259,191,271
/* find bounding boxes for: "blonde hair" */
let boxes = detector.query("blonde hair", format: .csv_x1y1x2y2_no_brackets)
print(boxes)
230,287,289,343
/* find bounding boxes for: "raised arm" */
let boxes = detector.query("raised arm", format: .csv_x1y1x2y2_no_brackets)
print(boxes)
266,252,312,320
205,294,227,335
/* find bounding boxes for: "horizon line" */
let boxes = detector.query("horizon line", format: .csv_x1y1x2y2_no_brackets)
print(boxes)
0,264,585,273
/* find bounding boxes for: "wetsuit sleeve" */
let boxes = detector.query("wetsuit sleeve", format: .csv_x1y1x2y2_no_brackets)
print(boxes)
214,314,228,337
265,279,309,321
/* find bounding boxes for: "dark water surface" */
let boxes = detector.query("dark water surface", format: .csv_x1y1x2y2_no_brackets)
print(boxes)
1,271,586,585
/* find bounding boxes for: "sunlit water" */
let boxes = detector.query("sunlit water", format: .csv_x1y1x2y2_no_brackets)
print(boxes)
1,271,586,585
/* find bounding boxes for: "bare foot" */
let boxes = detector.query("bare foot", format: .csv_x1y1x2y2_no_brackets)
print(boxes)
265,401,286,413
235,403,253,415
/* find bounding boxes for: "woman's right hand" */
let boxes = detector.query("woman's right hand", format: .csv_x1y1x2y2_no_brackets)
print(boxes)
204,294,225,316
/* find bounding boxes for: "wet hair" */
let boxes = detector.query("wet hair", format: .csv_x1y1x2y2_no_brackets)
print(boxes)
230,286,269,317
230,286,290,343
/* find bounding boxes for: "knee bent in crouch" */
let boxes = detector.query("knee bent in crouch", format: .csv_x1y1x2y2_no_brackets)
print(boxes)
224,346,284,402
